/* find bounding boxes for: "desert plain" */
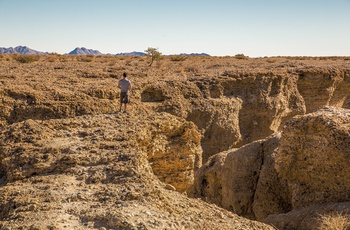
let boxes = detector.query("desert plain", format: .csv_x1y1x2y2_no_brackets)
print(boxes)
1,54,350,229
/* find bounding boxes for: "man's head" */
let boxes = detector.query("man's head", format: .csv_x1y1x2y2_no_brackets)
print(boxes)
123,72,127,78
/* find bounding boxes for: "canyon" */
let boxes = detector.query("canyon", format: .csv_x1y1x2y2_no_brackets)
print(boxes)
0,54,350,229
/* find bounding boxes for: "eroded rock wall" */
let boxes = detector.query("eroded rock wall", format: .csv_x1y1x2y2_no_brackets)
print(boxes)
140,73,306,161
0,112,201,193
264,201,350,230
193,134,291,220
275,106,350,208
297,67,350,113
2,58,350,165
200,74,306,145
136,113,202,193
194,106,350,229
263,106,350,229
141,81,243,162
0,111,273,229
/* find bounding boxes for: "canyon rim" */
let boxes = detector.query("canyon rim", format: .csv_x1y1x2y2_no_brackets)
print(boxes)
1,54,350,229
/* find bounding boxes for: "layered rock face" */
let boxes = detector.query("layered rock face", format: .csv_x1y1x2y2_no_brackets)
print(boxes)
0,111,272,229
263,106,350,228
0,111,201,193
297,67,350,113
193,134,291,220
140,64,349,162
141,80,243,162
137,113,202,193
140,73,305,162
194,106,350,229
1,57,349,163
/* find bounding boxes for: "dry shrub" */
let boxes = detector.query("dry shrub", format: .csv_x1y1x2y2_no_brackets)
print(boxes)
266,58,278,63
125,60,132,66
79,55,94,62
170,55,187,62
318,212,350,230
13,54,40,63
96,55,115,63
47,53,60,62
184,66,199,73
59,55,69,62
234,54,249,59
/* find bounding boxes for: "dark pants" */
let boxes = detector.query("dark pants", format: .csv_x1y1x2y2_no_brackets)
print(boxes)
120,92,129,104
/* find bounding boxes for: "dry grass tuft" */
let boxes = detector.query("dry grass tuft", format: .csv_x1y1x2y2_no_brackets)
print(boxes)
78,55,95,62
318,212,350,230
13,54,41,63
170,55,187,62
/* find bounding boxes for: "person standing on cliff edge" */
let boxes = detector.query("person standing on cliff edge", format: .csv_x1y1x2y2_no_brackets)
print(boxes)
118,72,132,112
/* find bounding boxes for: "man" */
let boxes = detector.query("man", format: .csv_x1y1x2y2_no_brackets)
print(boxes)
118,72,132,112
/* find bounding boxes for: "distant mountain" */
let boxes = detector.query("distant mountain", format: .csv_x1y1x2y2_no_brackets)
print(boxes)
115,51,147,56
0,46,45,54
0,46,211,56
68,47,102,55
179,53,210,56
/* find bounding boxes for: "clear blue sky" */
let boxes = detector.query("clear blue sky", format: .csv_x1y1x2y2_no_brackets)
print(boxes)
1,0,350,56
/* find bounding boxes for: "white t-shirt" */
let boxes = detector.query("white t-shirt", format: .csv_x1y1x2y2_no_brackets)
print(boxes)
119,78,131,93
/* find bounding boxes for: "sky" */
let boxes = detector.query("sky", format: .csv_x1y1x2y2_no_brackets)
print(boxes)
1,0,350,57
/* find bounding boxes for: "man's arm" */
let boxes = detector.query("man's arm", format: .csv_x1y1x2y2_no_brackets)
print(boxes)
118,80,121,89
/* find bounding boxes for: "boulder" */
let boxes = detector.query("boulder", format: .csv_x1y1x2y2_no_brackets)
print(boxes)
275,106,350,209
137,112,203,193
221,140,265,219
252,135,291,220
194,134,291,220
192,151,228,205
264,201,350,230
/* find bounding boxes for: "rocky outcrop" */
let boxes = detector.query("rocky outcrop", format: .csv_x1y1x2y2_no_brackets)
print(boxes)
198,73,306,145
275,106,350,208
140,73,305,161
193,134,291,220
137,113,202,193
0,111,272,229
0,111,201,193
264,201,350,230
297,67,350,113
141,81,243,162
191,151,228,205
194,106,350,229
252,136,291,220
140,63,350,162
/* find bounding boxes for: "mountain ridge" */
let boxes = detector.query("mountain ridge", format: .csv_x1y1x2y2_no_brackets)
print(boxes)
115,51,147,56
0,46,46,54
68,47,102,55
0,46,211,56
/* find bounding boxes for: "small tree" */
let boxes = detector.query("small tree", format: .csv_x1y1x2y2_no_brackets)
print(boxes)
234,53,249,59
145,47,162,66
